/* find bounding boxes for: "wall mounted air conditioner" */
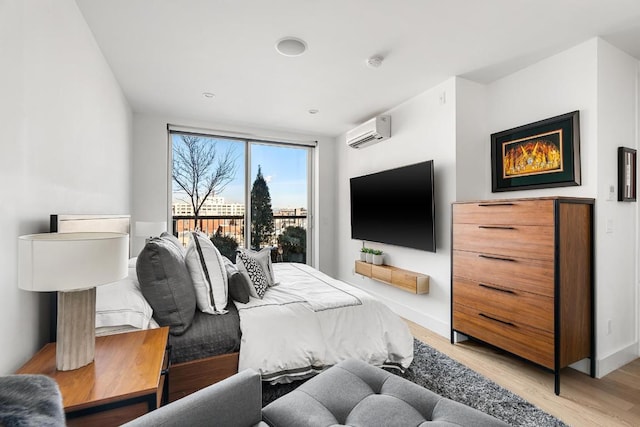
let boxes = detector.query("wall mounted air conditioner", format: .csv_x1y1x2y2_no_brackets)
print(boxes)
346,115,391,149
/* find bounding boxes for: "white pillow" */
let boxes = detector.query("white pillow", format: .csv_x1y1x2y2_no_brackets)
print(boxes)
96,272,155,330
185,231,228,314
237,247,277,287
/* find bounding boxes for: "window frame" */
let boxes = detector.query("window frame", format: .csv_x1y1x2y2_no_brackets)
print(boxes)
167,127,315,265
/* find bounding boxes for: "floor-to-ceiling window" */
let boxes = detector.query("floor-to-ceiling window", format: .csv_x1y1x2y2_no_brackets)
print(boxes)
249,142,309,263
169,129,313,264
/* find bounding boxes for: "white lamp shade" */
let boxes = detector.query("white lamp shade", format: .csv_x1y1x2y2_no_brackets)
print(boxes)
18,232,129,292
135,221,167,237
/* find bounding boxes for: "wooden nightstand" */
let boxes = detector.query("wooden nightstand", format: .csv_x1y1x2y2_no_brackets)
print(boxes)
17,327,170,426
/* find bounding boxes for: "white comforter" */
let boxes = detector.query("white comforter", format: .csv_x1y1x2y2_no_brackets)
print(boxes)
234,263,414,383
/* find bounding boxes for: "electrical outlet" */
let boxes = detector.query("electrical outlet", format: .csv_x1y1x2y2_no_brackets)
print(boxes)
608,185,616,201
607,319,612,335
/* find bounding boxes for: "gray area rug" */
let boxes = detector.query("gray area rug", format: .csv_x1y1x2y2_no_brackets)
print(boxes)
262,339,566,426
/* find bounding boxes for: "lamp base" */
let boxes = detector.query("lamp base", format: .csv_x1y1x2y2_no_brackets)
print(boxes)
56,288,96,371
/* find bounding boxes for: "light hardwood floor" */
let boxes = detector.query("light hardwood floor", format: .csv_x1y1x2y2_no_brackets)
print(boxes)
406,320,640,426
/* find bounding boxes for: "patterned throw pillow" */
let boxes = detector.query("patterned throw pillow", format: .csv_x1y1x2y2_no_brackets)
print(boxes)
236,251,269,298
237,247,278,287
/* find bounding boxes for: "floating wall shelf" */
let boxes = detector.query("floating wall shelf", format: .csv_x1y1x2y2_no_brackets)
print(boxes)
355,261,429,294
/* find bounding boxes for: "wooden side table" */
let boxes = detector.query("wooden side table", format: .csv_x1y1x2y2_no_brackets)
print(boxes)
17,327,170,426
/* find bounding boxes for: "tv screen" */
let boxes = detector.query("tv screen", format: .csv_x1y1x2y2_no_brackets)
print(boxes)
350,161,435,252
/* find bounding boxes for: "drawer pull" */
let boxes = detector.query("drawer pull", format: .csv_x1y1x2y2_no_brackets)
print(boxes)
479,313,516,327
478,283,516,294
478,225,515,230
478,254,516,262
478,203,514,207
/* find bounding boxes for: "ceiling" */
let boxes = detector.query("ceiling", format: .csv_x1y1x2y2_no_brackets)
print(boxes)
76,0,640,137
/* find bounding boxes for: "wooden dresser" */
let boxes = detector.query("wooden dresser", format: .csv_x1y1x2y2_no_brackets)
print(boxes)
451,197,595,395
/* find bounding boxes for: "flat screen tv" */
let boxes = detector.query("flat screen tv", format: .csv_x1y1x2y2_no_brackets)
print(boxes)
350,161,435,252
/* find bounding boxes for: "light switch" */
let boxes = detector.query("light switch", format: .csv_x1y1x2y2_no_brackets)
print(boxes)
605,219,614,233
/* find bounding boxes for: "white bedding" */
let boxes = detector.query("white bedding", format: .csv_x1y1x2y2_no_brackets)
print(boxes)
234,263,414,383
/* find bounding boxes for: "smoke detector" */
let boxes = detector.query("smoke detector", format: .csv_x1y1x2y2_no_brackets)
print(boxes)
275,37,307,57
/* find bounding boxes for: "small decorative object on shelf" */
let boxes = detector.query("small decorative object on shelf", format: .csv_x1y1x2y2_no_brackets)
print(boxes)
372,250,384,265
360,247,368,262
365,248,374,264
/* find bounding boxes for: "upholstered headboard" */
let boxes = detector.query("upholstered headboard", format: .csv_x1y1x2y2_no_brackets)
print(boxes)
48,214,131,342
50,214,130,235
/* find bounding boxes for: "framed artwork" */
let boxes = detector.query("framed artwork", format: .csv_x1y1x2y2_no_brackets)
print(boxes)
491,111,581,192
618,147,636,202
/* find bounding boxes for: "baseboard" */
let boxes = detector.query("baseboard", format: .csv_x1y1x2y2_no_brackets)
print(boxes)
345,279,450,338
596,342,639,378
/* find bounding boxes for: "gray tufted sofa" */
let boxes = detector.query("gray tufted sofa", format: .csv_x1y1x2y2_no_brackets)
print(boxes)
124,358,508,427
2,359,508,426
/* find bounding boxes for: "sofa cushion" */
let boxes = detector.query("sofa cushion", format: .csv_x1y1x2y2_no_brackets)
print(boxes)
137,236,196,335
262,358,509,427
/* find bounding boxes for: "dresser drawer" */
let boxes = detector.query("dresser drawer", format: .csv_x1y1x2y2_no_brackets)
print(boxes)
453,303,554,368
453,223,554,261
453,199,554,226
453,250,554,297
453,276,553,333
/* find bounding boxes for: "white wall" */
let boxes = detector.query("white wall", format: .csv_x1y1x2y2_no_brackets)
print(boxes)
335,38,639,377
486,38,639,376
0,0,132,374
132,114,337,275
455,78,488,200
594,39,639,376
336,78,458,336
486,39,598,199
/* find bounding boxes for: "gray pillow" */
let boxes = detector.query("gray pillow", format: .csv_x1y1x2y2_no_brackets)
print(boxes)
160,232,185,256
137,237,196,335
228,271,251,304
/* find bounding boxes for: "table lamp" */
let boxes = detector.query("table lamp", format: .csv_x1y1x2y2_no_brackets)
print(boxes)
135,221,167,244
18,232,129,371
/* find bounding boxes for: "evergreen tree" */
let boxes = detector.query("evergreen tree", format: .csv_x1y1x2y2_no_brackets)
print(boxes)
250,165,274,249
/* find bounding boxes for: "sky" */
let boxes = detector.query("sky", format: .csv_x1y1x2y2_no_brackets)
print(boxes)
171,134,308,209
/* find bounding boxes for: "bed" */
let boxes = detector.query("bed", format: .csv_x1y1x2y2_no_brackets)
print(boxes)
50,214,414,401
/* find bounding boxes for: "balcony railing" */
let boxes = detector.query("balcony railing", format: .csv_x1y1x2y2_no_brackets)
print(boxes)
172,215,307,263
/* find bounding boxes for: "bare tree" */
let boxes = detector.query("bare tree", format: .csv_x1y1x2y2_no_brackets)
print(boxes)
172,135,238,230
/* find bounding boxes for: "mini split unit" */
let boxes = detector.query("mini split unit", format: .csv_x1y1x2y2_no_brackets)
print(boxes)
346,115,391,149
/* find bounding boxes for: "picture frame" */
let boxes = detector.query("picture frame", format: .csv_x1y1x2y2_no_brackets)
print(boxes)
491,111,581,192
618,146,636,202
